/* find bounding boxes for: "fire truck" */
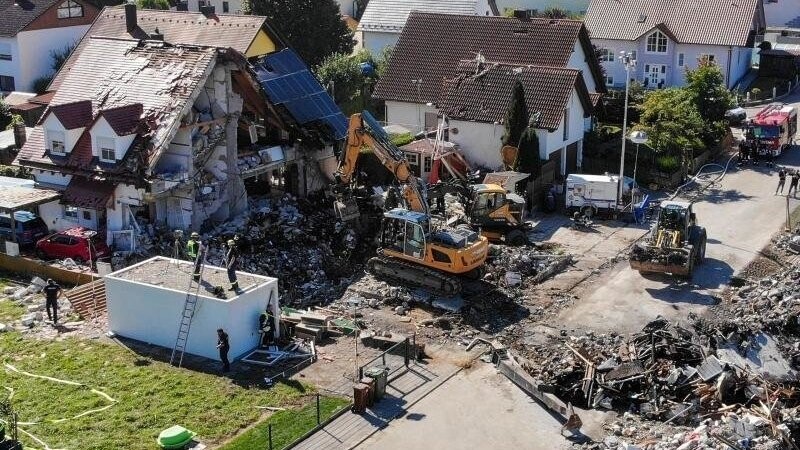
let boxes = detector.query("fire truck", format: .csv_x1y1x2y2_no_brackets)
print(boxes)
748,103,798,156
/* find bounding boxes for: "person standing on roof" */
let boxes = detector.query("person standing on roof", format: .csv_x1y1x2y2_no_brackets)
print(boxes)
225,239,240,291
43,279,61,326
187,232,204,282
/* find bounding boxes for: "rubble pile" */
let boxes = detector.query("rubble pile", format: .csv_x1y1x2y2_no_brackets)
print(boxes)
484,244,572,288
516,317,799,449
0,277,76,330
147,194,367,305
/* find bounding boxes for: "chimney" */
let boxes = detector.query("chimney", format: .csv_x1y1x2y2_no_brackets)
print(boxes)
199,2,215,16
12,122,26,150
125,3,137,33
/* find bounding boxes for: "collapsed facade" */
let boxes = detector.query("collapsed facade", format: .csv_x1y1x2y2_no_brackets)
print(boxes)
14,6,346,251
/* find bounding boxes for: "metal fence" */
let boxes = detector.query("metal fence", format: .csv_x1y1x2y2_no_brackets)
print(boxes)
357,336,414,381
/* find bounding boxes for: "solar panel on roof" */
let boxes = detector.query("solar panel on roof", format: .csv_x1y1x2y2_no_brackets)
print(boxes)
253,49,348,140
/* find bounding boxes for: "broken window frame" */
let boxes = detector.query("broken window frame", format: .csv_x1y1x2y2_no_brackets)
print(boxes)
57,0,83,19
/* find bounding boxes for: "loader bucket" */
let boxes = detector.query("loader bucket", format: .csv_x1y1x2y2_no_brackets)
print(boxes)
334,198,360,221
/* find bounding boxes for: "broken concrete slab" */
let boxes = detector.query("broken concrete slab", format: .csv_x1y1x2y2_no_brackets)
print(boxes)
717,332,796,382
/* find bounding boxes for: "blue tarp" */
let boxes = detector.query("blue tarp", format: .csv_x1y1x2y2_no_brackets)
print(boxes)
253,49,348,140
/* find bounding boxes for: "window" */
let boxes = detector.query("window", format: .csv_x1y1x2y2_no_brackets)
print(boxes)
700,54,716,64
57,0,83,18
563,108,569,141
423,156,432,173
646,31,668,53
0,75,14,92
630,51,637,62
605,76,614,86
64,206,78,219
97,137,116,162
222,1,229,12
599,48,615,62
48,130,66,155
82,210,91,221
678,53,685,67
0,43,11,61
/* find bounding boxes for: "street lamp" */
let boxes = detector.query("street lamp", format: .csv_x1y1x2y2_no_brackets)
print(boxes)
629,130,648,188
618,51,636,209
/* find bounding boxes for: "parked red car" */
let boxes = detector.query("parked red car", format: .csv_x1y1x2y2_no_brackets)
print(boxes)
35,227,111,263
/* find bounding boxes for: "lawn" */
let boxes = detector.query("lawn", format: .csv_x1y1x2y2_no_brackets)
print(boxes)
220,396,350,450
0,332,318,450
0,299,24,323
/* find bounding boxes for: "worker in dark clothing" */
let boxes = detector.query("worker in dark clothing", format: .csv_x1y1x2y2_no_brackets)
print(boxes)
777,168,787,195
790,171,800,197
43,279,61,325
225,240,240,291
216,328,230,372
187,232,203,281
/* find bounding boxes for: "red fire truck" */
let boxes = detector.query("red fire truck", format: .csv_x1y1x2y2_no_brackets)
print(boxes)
749,103,798,156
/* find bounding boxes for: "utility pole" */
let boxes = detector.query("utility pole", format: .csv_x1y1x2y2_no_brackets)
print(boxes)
618,52,636,209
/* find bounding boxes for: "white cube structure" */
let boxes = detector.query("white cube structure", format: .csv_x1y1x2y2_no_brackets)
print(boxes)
105,256,279,362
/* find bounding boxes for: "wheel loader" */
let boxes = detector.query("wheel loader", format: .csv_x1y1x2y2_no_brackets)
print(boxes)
629,201,707,277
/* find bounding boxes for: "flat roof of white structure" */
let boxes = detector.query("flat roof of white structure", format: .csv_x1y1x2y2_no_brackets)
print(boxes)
106,256,276,301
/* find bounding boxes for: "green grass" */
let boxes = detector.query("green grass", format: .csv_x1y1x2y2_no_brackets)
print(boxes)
0,334,311,449
0,300,24,323
220,396,350,450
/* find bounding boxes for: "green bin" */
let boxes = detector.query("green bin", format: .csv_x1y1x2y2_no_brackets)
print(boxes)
364,366,389,399
157,425,196,449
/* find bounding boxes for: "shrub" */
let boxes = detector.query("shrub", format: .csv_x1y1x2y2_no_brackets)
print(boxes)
389,132,414,147
32,76,53,94
655,155,680,173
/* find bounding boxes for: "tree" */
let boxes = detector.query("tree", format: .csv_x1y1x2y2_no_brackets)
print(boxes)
136,0,169,9
50,43,74,74
0,98,11,130
515,127,541,175
637,88,706,171
244,0,354,67
502,80,529,147
683,61,734,145
315,48,391,115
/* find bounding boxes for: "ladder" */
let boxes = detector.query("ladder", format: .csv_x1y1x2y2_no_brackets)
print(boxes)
170,248,206,367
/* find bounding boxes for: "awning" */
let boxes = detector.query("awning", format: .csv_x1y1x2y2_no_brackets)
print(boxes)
0,186,61,213
63,177,116,209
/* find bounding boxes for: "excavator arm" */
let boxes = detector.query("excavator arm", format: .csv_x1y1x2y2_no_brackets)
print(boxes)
335,111,428,216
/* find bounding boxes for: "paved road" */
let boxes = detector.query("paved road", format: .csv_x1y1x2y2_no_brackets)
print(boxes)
557,148,800,334
358,363,577,450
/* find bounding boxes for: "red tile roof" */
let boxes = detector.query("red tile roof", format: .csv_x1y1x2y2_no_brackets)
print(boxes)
438,61,593,131
47,100,93,129
98,103,143,136
0,0,61,37
16,37,217,177
373,12,605,104
51,5,281,90
62,176,116,209
584,0,761,47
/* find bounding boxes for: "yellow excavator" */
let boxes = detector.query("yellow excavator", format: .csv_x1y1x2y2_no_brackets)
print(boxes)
334,111,489,295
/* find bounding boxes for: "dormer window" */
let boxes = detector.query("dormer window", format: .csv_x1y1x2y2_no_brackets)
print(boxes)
57,0,83,19
97,137,116,162
48,130,66,155
646,31,668,53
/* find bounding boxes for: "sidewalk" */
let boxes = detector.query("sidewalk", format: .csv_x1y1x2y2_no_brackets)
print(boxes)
292,361,460,450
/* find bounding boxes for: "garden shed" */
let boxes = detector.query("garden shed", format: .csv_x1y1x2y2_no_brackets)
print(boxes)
105,256,279,362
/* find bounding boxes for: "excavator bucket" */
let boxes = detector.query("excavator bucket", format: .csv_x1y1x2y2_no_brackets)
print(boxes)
334,198,360,221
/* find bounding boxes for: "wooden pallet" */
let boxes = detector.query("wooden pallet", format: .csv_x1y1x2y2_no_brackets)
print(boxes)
65,278,107,319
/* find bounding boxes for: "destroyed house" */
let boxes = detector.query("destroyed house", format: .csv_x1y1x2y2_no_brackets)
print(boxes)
374,12,605,175
13,36,333,251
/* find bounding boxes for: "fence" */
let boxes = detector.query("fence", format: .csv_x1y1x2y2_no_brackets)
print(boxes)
263,393,352,450
357,335,414,381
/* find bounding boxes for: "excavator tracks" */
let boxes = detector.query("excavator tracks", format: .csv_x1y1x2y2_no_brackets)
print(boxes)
367,255,462,296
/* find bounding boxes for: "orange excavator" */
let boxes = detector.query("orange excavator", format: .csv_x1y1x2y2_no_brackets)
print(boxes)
334,111,489,294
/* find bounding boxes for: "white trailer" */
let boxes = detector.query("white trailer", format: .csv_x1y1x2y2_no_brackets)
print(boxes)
565,173,622,217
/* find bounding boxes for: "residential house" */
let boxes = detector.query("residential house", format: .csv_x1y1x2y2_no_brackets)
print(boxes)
358,0,492,54
176,0,243,15
0,0,100,92
50,4,285,91
15,6,347,250
374,12,605,175
584,0,766,90
490,0,589,16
